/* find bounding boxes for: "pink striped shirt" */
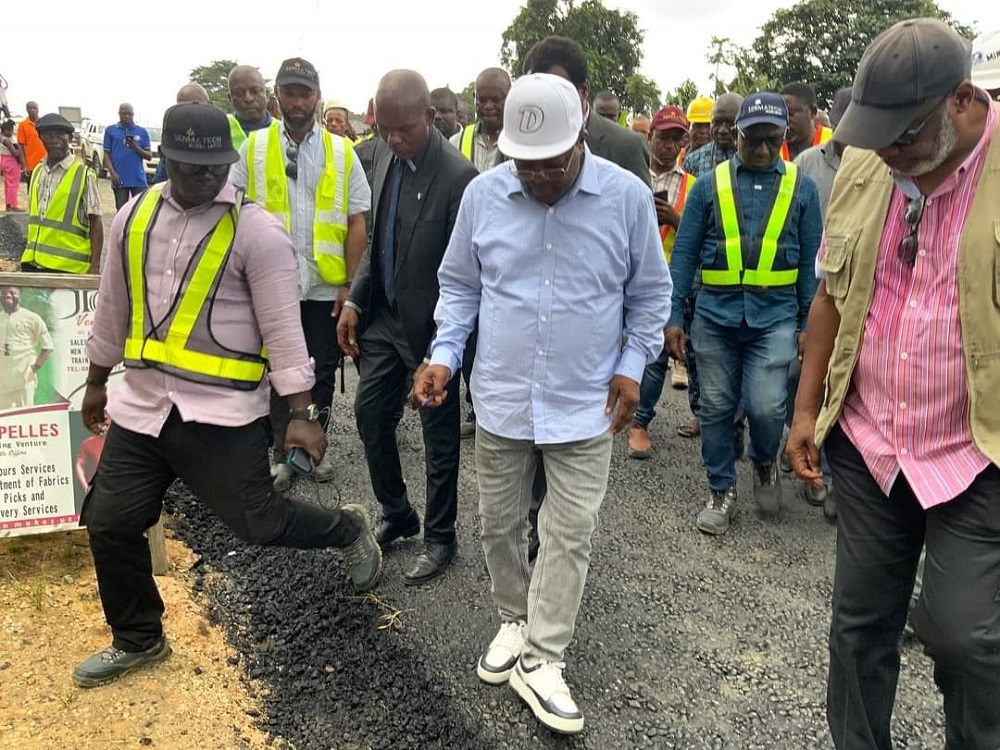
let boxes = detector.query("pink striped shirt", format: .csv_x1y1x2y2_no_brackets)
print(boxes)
839,98,998,509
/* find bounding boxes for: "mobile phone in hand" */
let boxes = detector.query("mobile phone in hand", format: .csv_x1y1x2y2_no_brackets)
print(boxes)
286,447,314,475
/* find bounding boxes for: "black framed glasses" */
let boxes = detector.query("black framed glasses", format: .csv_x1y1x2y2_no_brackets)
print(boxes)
511,147,578,183
737,128,786,150
890,94,949,150
897,195,926,267
174,161,230,176
285,144,299,180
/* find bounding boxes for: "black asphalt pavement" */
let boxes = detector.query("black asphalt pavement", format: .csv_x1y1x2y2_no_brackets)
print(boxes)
165,368,944,750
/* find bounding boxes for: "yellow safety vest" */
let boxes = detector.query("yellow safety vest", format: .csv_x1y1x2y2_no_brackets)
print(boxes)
244,121,352,286
22,162,93,273
458,124,476,161
227,114,247,152
121,185,268,390
702,160,800,289
659,171,693,263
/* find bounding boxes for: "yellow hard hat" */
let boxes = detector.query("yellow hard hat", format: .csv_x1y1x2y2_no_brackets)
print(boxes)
686,96,714,124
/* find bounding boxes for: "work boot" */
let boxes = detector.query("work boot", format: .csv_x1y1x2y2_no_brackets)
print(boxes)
752,461,781,515
73,637,171,688
627,424,653,459
696,488,738,535
339,504,382,590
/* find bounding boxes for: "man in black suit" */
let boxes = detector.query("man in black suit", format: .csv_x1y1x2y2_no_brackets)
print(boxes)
338,70,478,585
524,36,651,188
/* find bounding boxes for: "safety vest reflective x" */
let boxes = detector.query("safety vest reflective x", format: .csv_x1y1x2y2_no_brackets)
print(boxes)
22,162,93,273
459,124,477,161
702,160,800,289
122,185,267,390
659,171,693,263
245,121,353,286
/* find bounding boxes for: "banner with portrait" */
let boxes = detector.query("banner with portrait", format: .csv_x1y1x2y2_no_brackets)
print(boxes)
0,273,118,537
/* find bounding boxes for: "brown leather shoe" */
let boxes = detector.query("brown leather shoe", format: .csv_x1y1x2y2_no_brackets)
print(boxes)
627,425,653,459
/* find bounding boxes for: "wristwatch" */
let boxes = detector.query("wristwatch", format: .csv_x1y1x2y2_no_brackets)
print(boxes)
289,404,320,422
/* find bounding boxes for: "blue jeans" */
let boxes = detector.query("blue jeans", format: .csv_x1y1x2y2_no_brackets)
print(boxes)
634,349,670,428
691,315,796,491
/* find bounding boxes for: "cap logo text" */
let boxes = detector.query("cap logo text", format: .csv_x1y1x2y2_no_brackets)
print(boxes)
518,106,545,134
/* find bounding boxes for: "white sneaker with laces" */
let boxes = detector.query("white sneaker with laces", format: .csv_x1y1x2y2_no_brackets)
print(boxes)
476,621,526,685
509,657,584,734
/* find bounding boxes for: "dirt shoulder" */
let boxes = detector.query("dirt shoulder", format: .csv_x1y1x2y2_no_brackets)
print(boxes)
0,529,269,749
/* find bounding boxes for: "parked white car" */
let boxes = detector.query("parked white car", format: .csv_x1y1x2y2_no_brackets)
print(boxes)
145,126,161,182
79,119,105,177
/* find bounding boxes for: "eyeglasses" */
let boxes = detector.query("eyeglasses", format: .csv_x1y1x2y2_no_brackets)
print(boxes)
512,147,578,182
285,144,299,179
897,195,926,267
173,161,230,176
890,95,949,150
737,129,786,150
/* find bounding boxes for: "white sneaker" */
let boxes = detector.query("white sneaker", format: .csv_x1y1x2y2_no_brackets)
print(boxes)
509,657,584,734
476,621,526,685
312,454,336,483
271,463,293,492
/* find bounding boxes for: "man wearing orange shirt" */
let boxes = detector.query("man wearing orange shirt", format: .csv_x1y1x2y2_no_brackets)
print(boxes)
779,83,832,161
16,101,46,175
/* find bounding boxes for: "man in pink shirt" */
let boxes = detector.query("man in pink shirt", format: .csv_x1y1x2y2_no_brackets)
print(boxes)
73,103,382,689
788,19,1000,750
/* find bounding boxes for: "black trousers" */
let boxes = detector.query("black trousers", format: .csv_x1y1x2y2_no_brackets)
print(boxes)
81,409,361,652
112,186,144,210
355,304,461,545
271,300,342,458
825,425,1000,750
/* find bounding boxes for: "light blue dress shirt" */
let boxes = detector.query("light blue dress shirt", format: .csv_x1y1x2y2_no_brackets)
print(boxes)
429,146,672,444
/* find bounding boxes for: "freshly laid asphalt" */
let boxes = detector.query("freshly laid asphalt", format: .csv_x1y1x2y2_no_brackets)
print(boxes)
164,368,944,750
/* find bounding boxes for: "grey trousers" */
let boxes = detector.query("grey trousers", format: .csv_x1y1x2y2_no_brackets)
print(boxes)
476,427,613,663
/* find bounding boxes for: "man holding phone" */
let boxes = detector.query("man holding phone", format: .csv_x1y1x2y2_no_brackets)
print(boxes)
628,105,694,459
103,103,151,210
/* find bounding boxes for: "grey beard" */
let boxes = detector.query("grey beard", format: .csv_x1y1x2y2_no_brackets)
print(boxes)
901,112,959,177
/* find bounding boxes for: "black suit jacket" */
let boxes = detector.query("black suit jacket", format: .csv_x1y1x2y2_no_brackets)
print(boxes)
349,128,478,363
585,112,651,188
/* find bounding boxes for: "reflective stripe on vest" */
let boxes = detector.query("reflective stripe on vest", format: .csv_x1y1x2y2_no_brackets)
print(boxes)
702,160,799,288
780,124,833,161
459,124,476,161
122,185,268,389
22,162,92,273
227,114,247,151
659,171,692,263
245,121,352,285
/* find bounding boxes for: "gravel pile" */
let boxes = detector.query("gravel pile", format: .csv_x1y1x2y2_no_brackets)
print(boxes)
165,369,946,749
0,215,26,265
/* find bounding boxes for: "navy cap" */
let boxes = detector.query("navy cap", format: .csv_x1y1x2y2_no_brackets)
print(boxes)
160,103,238,165
736,93,789,129
275,57,320,91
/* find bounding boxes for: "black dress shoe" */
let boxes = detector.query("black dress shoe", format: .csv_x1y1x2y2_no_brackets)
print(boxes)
375,509,421,547
403,542,456,586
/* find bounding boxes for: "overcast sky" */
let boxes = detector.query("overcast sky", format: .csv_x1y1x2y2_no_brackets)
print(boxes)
3,0,999,127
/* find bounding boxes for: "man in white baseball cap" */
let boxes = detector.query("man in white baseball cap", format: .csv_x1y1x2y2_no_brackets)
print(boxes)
972,30,1000,99
413,72,671,735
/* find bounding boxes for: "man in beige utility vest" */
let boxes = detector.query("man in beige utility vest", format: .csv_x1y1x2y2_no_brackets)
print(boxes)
74,101,381,690
230,57,371,490
665,93,822,536
787,18,1000,750
20,113,103,274
628,104,694,458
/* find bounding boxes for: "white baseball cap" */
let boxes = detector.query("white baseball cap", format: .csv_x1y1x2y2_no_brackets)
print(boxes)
972,31,1000,89
498,73,583,161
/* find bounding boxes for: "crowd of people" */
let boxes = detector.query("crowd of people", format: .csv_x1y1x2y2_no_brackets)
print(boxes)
2,19,999,747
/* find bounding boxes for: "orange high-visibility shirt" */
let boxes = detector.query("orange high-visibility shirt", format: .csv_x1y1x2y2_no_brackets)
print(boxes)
16,119,46,172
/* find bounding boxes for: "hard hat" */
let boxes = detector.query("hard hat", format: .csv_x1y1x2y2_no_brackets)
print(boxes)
972,31,1000,90
686,96,714,124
